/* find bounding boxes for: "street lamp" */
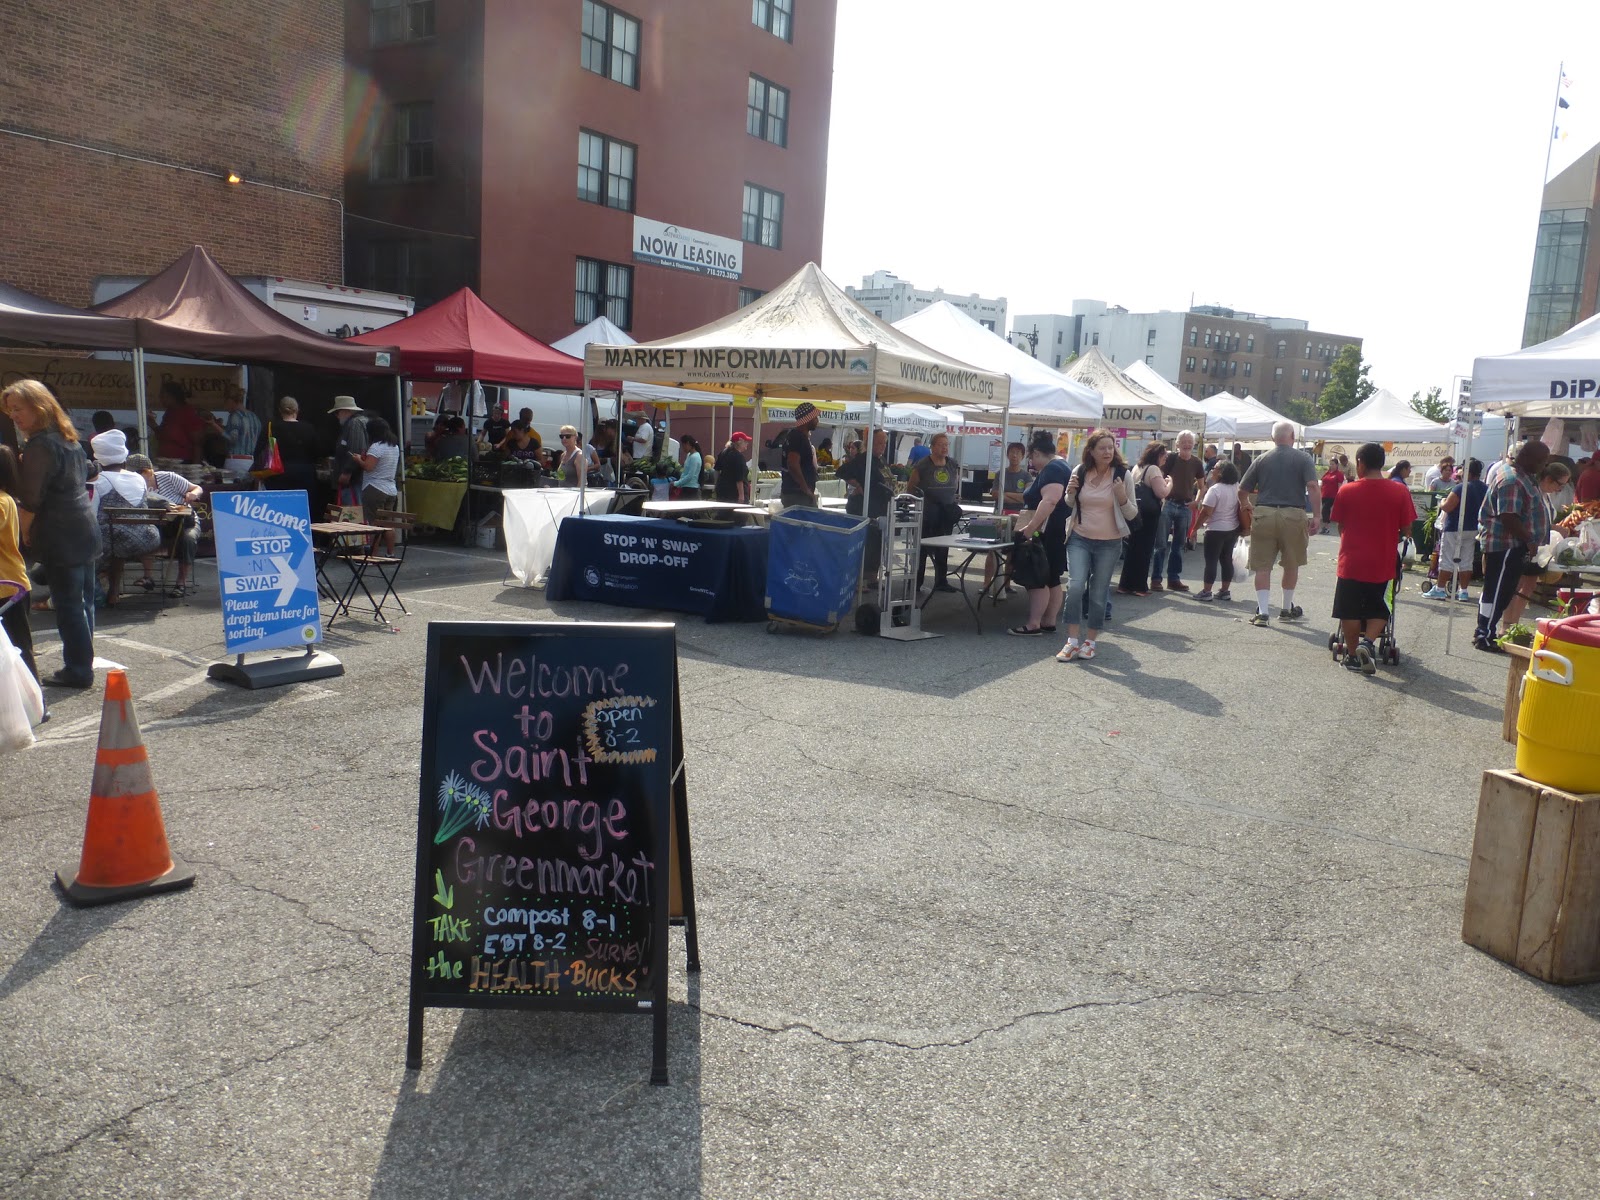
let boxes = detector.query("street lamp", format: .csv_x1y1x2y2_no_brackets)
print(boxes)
1015,323,1039,358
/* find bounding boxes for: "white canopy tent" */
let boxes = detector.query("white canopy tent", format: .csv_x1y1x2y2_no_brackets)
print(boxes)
578,262,1010,640
1123,361,1233,438
893,301,1101,424
1470,310,1600,419
1199,391,1301,441
1304,388,1451,443
1062,348,1208,444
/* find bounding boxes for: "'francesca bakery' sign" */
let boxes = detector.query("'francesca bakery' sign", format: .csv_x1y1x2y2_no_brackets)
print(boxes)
632,217,742,281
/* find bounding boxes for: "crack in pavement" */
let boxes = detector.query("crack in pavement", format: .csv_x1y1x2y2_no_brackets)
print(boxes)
695,981,1301,1052
182,856,388,959
6,1008,371,1186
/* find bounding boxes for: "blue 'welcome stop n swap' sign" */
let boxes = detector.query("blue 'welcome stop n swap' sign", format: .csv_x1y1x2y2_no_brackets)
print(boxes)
211,490,322,655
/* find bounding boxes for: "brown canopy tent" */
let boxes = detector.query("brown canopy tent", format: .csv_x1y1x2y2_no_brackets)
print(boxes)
92,246,399,446
0,281,137,351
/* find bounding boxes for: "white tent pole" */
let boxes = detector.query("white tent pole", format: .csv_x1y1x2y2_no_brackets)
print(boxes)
1445,394,1478,656
395,375,407,485
132,347,149,455
993,395,1011,515
579,371,589,510
859,379,879,602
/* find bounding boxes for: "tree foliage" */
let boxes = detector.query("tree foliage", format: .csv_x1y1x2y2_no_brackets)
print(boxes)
1317,345,1376,420
1410,385,1449,423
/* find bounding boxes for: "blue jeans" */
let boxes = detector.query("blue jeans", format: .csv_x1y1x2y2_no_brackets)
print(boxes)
1151,500,1190,584
1065,532,1122,635
44,559,96,684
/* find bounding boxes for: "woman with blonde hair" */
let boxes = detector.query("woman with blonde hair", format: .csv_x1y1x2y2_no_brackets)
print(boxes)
555,424,588,486
0,380,101,688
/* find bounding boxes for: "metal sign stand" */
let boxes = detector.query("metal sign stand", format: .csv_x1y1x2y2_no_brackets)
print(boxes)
877,493,940,640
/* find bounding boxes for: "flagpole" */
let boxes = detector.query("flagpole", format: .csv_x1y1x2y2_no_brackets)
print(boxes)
1543,61,1565,185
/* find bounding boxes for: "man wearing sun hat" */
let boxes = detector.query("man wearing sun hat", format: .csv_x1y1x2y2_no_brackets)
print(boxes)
780,401,821,509
714,430,753,503
330,394,369,501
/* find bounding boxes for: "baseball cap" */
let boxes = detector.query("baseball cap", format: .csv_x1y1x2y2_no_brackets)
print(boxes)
731,431,752,443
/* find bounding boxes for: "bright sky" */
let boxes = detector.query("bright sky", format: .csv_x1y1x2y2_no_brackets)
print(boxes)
821,0,1600,407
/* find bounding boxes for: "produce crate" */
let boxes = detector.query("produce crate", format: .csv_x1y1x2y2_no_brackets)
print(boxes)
1462,769,1600,984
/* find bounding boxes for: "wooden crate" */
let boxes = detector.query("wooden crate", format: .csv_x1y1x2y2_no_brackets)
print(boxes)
1462,769,1600,984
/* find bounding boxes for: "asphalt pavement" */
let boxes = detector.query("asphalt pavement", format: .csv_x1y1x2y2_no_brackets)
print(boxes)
2,531,1596,1200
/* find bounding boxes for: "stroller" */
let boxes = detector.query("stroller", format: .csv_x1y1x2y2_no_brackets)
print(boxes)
1327,554,1403,667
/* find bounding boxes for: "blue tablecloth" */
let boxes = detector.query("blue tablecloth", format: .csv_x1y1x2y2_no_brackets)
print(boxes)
547,514,769,623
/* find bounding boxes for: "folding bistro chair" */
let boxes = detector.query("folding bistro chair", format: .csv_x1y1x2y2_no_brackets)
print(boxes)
351,508,414,619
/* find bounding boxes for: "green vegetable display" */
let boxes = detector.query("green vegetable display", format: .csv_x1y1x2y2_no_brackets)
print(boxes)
411,456,468,482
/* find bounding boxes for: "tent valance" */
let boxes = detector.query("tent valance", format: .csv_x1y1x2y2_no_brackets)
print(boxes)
581,263,1009,409
348,287,581,387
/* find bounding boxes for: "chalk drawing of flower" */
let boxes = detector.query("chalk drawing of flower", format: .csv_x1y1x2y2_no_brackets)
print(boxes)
464,782,494,830
438,770,467,813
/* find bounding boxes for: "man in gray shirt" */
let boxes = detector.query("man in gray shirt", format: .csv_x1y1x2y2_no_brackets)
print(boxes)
1239,420,1320,626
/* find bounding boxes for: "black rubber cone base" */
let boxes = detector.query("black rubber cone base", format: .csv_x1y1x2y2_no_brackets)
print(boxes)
56,854,196,908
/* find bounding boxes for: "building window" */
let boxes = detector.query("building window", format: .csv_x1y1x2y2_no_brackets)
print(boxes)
1053,355,1062,368
577,130,635,211
1185,356,1196,370
752,0,793,41
742,183,783,247
1246,335,1254,352
575,257,632,329
1145,354,1154,364
368,239,431,298
738,287,765,308
1091,332,1099,345
1274,367,1284,380
747,76,790,147
1147,328,1157,345
1188,327,1198,346
1230,361,1238,375
1275,339,1286,358
1243,362,1252,377
370,101,434,181
1204,332,1212,348
371,0,435,43
980,319,995,331
1305,342,1312,356
1201,359,1208,371
1300,367,1310,381
1183,382,1195,395
581,1,640,88
1056,330,1062,344
1524,207,1591,345
873,309,882,317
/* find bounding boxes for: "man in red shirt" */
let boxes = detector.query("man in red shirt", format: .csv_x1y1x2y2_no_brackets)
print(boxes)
1576,456,1600,503
1329,442,1416,674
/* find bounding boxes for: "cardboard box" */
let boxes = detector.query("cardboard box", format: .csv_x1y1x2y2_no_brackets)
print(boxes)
1462,769,1600,984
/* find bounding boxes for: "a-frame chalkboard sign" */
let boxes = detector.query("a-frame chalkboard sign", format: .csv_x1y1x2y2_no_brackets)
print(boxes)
406,621,700,1084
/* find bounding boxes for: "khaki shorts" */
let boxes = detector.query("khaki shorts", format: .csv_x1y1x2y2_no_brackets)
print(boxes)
1248,506,1310,570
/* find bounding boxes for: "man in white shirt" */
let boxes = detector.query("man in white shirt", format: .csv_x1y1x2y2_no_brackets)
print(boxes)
628,419,654,463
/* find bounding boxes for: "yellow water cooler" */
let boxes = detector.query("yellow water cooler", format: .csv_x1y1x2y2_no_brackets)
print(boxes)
1516,613,1600,794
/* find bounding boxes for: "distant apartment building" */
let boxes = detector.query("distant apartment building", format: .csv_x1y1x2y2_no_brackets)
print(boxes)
345,0,839,341
1015,300,1362,411
1523,140,1600,347
845,271,1007,331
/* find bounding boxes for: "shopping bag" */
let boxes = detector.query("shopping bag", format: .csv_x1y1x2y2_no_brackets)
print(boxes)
1012,537,1052,590
251,422,284,479
328,487,365,523
0,623,42,756
1232,536,1251,580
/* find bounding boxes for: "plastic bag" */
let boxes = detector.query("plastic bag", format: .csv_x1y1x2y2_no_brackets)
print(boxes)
0,623,43,756
1578,519,1600,565
1232,536,1251,580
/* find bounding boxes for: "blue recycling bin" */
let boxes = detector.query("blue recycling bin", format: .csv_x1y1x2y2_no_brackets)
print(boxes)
765,506,870,630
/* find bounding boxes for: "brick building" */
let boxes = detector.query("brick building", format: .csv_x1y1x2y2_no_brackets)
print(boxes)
0,1,345,305
344,0,838,341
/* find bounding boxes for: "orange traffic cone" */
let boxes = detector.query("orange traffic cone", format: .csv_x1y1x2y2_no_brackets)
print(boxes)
56,669,195,906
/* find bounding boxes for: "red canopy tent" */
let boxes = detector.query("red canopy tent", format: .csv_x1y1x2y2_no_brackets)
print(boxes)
347,287,583,387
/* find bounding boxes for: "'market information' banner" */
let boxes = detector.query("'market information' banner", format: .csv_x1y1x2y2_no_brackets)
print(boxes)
632,216,742,280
